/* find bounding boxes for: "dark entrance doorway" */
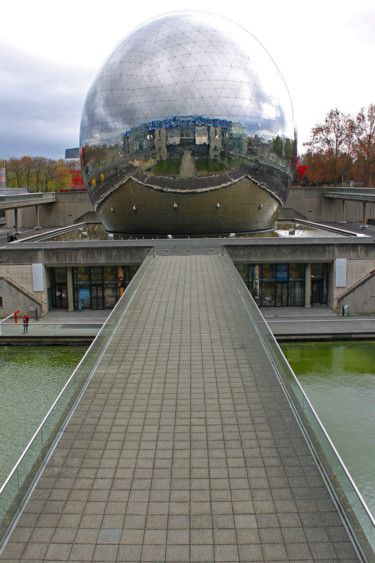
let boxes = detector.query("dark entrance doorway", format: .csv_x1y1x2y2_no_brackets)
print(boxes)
311,280,323,304
276,282,288,307
311,263,328,305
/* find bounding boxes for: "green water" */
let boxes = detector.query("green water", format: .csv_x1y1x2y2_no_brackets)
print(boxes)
282,340,375,517
0,346,86,487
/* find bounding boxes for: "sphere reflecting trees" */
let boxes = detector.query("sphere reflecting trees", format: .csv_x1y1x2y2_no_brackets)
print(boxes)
80,11,295,235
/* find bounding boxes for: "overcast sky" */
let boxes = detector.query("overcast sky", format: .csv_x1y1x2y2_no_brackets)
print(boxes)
1,0,374,160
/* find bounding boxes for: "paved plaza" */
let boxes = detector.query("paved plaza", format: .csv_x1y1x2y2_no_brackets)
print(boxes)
0,255,359,561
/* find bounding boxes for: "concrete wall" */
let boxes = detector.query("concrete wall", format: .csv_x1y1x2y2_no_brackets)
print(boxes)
1,243,151,267
0,265,48,318
283,187,375,223
6,191,94,230
5,187,375,231
224,238,375,263
339,275,375,314
332,259,375,310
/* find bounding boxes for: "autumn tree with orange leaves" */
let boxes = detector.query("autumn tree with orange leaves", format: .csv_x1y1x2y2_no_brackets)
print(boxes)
5,156,71,191
350,104,375,186
303,108,352,185
302,105,375,186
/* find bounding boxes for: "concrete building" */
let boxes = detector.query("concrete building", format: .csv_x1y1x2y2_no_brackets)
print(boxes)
1,186,375,318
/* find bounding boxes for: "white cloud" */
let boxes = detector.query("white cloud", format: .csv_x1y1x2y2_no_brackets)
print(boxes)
0,42,93,158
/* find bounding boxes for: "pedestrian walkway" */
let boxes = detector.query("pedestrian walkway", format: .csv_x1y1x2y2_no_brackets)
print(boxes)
0,256,359,562
0,310,112,344
3,299,374,344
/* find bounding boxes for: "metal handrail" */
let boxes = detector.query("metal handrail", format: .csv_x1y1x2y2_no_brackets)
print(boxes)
0,249,153,492
0,248,154,550
222,247,375,562
0,276,47,306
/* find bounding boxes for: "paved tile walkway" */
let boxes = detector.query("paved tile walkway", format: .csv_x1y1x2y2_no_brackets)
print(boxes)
0,256,359,562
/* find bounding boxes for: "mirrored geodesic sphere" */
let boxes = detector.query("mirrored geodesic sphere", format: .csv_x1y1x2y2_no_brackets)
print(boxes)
80,11,296,235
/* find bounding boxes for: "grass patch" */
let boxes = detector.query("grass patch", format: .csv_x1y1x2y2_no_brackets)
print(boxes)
150,158,181,175
195,159,226,174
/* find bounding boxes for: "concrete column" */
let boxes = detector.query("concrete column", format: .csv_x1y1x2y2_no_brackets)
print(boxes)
304,263,311,308
14,208,21,232
339,199,347,223
35,205,40,228
361,201,368,228
66,267,74,312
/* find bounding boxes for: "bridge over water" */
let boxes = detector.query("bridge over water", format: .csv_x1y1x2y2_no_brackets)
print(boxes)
0,251,369,561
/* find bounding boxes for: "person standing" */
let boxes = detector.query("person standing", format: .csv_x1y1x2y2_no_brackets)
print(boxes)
23,314,29,334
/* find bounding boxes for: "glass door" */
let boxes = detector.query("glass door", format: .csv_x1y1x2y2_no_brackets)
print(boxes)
311,280,323,304
91,285,104,309
276,283,288,307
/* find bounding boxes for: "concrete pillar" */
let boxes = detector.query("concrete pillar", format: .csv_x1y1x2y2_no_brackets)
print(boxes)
304,263,311,308
339,199,347,223
66,267,74,311
35,205,40,228
14,208,21,232
361,201,368,228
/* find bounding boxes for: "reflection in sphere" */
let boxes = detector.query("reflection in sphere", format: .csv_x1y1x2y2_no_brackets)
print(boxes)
80,11,296,235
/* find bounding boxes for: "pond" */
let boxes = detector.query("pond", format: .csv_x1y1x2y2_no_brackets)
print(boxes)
281,340,375,518
0,346,87,487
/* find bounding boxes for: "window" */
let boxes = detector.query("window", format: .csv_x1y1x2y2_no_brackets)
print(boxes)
72,265,139,310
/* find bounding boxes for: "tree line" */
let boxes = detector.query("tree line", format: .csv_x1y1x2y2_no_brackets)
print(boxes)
3,156,72,191
301,104,375,187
